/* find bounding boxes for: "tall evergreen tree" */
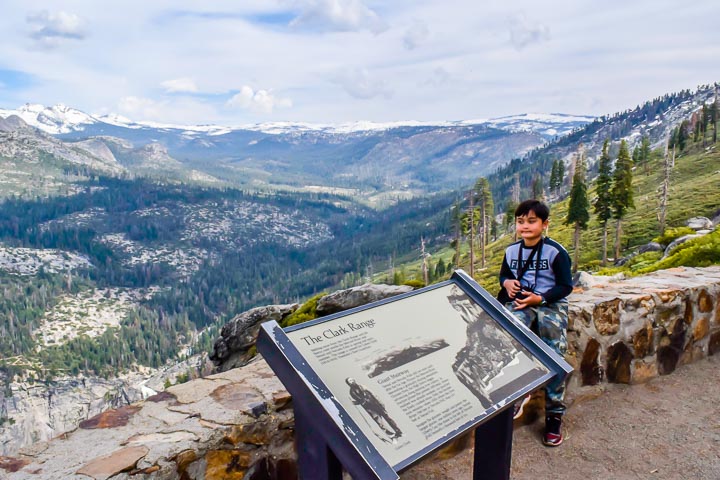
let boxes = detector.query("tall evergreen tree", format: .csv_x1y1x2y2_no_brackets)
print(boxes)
658,138,674,236
531,174,544,201
611,140,634,260
593,139,613,266
714,83,719,144
553,159,565,194
640,136,651,174
565,150,590,273
450,201,463,270
473,177,493,268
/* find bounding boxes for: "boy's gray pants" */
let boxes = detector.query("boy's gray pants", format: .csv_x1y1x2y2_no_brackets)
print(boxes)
508,301,568,416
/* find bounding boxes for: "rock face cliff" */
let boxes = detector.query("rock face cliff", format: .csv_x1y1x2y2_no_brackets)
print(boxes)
0,356,209,457
0,376,147,457
2,267,719,479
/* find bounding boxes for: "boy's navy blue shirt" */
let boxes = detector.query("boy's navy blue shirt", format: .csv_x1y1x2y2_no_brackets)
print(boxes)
499,237,573,304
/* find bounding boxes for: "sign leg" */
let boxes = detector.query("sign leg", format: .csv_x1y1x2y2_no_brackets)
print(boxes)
295,406,344,480
472,409,513,480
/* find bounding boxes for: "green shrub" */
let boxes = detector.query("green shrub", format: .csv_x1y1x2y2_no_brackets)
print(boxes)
627,251,663,272
653,227,695,246
402,279,425,289
636,229,720,274
281,293,326,328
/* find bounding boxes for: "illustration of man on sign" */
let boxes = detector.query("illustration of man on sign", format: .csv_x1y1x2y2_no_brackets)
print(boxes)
346,377,403,442
447,286,518,405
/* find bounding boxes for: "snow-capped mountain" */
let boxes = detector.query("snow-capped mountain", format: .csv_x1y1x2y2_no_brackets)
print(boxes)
0,103,597,201
0,104,98,135
0,103,593,139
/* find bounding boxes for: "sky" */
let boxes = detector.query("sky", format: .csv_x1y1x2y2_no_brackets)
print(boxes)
1,0,719,126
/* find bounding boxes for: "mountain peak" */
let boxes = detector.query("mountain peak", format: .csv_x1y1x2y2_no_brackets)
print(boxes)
0,103,97,134
0,103,594,139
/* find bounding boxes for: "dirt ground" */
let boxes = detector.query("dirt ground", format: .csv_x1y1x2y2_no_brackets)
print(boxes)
400,354,720,480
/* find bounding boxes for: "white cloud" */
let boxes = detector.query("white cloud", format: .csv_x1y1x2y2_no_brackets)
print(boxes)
422,67,451,87
161,78,198,93
332,67,392,100
118,96,162,119
226,86,292,114
27,10,86,48
288,0,388,34
403,20,429,50
508,14,550,50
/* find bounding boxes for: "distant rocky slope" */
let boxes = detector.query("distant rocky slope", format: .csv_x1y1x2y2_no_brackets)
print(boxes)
1,104,596,199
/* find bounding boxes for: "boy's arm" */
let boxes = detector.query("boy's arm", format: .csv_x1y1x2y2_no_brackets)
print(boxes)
542,250,573,304
499,254,515,287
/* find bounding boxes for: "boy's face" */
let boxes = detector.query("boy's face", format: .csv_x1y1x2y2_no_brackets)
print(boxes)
515,211,548,243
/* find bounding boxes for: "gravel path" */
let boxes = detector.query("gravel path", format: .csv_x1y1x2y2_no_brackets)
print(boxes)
401,354,720,479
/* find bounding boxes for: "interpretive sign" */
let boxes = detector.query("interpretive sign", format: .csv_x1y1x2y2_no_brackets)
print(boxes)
257,270,572,480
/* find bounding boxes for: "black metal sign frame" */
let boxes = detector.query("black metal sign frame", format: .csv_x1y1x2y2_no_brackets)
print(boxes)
256,269,573,479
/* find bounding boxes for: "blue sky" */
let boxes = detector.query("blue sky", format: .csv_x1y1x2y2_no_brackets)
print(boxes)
1,0,719,125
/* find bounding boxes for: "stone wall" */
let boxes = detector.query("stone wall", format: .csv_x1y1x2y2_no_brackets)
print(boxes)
3,266,720,479
566,266,720,388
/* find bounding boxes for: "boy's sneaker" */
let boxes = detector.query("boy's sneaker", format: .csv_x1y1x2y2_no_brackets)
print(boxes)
543,414,563,447
512,394,531,420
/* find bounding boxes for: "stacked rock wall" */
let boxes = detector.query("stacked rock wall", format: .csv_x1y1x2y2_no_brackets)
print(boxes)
567,267,720,388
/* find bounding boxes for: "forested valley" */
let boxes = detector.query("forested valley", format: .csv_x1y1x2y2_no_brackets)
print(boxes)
0,177,453,384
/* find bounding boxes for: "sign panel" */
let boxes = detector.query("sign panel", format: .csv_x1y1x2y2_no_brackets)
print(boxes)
284,281,551,468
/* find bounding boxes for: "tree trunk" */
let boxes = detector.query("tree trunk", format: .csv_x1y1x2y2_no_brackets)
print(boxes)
468,195,475,277
453,224,461,269
480,204,486,268
601,220,608,266
614,218,623,261
573,223,581,273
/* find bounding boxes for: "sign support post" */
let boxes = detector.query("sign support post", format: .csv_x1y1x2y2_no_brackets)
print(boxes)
473,408,514,480
294,404,343,480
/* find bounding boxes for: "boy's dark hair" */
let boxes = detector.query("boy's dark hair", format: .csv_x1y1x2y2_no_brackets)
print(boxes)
515,199,550,221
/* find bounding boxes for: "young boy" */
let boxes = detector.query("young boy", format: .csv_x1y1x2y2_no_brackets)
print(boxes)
499,199,572,447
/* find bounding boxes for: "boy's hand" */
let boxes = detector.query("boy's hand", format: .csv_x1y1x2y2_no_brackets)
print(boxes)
513,292,543,310
503,279,521,298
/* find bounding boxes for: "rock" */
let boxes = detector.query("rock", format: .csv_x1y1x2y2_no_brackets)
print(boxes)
606,342,633,384
709,331,720,356
0,456,30,473
614,252,637,266
315,283,414,316
711,210,720,227
0,375,147,457
76,445,149,480
79,405,142,429
580,338,602,386
686,216,713,230
210,303,298,371
663,234,702,258
573,271,595,289
593,299,622,335
638,242,663,253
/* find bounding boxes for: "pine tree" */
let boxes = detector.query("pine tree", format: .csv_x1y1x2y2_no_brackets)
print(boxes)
657,138,674,236
565,149,590,273
473,177,493,268
531,174,544,201
611,139,634,260
466,188,475,277
714,83,719,144
593,139,613,266
554,159,565,193
640,136,651,174
549,160,559,195
451,201,462,269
